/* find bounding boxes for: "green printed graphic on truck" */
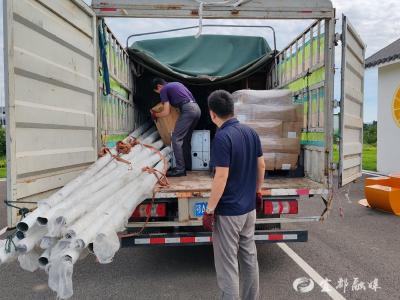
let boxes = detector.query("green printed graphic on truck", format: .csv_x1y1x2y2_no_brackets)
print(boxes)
278,35,325,82
279,35,326,148
98,28,132,135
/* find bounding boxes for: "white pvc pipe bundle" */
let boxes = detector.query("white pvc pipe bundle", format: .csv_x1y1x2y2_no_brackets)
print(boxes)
0,124,171,299
16,121,153,233
36,128,160,229
64,148,170,242
38,247,51,268
16,226,47,253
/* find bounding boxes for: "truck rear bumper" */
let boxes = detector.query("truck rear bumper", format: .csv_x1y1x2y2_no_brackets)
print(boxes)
120,230,308,247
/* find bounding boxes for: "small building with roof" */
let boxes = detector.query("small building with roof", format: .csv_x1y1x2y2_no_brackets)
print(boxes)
366,38,400,174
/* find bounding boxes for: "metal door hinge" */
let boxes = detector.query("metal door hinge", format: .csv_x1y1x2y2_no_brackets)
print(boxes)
333,99,340,108
334,33,341,46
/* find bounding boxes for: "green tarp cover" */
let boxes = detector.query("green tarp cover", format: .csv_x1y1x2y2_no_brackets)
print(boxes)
128,34,273,85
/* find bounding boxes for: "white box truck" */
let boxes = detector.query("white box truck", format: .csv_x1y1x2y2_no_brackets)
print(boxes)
3,0,365,246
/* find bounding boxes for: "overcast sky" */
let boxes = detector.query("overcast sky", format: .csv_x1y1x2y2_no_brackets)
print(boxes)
2,0,400,122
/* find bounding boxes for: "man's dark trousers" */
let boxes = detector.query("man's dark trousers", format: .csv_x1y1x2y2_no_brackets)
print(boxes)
172,102,201,172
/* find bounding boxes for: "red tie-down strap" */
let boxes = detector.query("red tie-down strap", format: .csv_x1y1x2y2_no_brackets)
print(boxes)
118,141,170,238
97,138,142,169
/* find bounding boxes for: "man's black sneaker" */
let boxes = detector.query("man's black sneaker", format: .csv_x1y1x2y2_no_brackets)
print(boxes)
167,169,187,177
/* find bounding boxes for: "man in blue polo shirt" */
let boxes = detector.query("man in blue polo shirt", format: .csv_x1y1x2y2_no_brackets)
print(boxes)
203,90,265,300
151,78,201,177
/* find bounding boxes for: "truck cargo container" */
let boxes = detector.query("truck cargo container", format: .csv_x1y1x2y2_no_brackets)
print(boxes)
3,0,365,245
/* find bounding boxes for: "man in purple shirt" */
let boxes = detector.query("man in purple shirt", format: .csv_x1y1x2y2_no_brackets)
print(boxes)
151,78,201,177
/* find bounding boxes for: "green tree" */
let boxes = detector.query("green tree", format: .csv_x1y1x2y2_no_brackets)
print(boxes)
363,121,377,145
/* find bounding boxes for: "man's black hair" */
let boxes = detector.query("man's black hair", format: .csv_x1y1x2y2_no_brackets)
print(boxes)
152,78,166,90
208,90,234,118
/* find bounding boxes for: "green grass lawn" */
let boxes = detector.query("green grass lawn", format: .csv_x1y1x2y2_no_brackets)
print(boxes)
362,144,377,171
0,156,6,178
333,144,377,171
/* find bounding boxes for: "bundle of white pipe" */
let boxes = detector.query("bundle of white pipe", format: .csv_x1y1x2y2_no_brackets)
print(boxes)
70,153,170,249
64,148,170,242
0,123,171,299
36,128,160,228
16,121,153,233
39,136,163,234
45,156,170,299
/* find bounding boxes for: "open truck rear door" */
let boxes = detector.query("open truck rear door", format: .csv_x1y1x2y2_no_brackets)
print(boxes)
3,0,98,226
339,15,366,186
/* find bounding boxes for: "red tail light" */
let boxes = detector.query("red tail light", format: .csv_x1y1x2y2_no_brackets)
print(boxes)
132,203,167,218
264,200,298,215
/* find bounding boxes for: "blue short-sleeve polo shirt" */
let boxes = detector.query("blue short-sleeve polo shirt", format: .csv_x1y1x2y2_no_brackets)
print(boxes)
210,118,263,216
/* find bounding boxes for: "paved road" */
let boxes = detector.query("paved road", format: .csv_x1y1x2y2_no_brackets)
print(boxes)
0,176,399,300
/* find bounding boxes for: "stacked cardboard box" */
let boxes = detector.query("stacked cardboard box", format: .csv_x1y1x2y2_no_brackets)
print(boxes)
233,89,303,171
152,103,180,145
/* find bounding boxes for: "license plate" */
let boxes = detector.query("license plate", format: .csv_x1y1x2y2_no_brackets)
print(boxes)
194,202,207,217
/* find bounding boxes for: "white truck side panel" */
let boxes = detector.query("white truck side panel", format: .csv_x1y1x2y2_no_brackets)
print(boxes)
339,15,365,186
4,0,98,226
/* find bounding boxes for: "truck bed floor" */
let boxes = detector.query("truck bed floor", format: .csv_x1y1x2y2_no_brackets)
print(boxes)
160,171,325,193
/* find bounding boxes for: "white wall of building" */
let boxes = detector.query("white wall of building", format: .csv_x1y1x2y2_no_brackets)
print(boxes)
377,62,400,174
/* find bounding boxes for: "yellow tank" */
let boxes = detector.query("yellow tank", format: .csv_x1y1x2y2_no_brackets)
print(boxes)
388,173,400,187
365,175,400,216
365,176,391,186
